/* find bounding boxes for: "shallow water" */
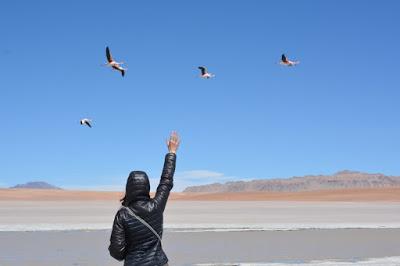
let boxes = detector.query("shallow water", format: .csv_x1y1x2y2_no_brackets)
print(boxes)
195,256,400,266
1,229,400,266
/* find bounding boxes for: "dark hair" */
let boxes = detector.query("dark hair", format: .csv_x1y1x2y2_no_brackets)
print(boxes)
120,195,127,206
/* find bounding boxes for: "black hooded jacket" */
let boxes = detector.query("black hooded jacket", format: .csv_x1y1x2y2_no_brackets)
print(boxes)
109,153,176,266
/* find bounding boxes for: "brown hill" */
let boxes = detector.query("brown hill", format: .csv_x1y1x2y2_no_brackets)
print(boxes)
183,170,400,193
11,181,61,190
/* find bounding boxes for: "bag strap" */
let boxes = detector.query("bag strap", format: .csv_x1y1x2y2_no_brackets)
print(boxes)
121,206,162,242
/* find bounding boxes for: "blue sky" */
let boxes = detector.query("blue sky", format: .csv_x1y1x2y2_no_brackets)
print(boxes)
1,1,399,191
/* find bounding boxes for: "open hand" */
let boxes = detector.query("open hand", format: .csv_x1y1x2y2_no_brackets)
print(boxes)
166,131,180,154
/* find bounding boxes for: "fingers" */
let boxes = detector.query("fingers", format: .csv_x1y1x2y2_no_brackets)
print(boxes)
175,133,181,145
165,131,180,153
175,133,180,145
170,131,178,143
168,131,180,145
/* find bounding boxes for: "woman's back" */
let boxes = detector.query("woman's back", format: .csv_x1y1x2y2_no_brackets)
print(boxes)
115,200,168,266
109,149,177,266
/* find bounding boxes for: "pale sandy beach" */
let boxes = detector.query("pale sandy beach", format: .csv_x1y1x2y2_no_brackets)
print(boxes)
1,200,400,231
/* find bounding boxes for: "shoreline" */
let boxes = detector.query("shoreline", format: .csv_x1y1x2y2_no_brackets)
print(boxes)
2,224,400,233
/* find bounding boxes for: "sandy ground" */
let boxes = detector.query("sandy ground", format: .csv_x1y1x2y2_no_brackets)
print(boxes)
0,229,400,266
172,188,400,201
1,187,400,201
0,201,399,231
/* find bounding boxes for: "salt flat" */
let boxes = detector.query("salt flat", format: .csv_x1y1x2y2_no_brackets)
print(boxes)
0,201,399,231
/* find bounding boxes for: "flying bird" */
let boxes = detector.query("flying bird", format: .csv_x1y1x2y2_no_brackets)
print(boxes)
105,46,126,77
280,54,300,67
80,118,92,128
198,66,215,79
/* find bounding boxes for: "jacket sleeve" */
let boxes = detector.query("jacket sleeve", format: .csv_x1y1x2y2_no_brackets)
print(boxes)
154,153,176,212
108,210,126,261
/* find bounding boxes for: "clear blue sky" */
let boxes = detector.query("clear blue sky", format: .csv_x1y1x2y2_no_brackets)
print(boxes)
1,1,399,191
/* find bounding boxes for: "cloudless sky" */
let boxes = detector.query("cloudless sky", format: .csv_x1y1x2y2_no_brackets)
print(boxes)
1,1,399,191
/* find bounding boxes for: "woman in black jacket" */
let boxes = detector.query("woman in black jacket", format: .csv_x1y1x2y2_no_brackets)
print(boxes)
109,132,180,266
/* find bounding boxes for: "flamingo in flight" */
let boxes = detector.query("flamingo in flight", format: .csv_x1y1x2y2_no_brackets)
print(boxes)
80,118,92,128
198,66,215,79
280,54,300,67
105,46,126,77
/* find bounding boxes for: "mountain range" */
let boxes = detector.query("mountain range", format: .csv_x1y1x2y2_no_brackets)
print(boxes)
183,170,400,193
11,181,61,190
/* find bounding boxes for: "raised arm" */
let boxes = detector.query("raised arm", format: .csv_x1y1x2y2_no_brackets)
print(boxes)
154,131,180,211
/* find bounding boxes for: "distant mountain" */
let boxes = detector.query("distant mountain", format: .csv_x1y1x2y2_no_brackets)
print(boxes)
11,181,62,190
183,170,400,193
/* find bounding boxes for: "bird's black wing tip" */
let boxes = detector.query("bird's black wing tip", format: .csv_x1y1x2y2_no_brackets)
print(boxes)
198,66,207,75
106,47,112,61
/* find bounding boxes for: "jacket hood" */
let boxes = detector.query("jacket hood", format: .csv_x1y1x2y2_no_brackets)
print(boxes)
124,171,150,205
